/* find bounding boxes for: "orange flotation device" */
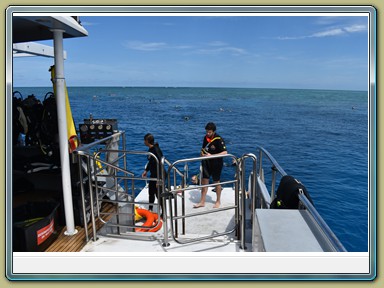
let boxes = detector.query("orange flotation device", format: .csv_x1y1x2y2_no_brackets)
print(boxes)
135,208,162,232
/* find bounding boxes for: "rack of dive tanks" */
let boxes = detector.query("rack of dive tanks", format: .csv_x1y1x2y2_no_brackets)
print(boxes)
12,90,121,251
12,89,120,230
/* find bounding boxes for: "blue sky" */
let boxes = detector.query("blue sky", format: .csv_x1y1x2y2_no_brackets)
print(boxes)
13,14,369,90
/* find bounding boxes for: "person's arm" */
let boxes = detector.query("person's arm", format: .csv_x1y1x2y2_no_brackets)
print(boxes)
142,153,152,177
204,137,227,156
142,162,149,177
201,137,208,156
218,137,228,154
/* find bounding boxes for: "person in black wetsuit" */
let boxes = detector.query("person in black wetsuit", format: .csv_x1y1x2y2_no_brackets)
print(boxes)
141,133,164,215
194,122,227,208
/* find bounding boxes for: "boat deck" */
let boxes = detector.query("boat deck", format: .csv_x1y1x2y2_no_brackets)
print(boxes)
80,185,247,252
45,226,90,252
45,203,116,252
43,184,328,253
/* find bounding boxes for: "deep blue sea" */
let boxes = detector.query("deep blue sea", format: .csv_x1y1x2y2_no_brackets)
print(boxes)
14,86,369,252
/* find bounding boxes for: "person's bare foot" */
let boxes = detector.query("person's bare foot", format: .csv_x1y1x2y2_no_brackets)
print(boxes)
193,203,205,208
213,202,221,208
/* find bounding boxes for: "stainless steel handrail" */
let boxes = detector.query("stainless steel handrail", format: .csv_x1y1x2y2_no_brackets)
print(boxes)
256,145,347,252
164,153,240,246
92,150,163,233
73,132,163,239
241,153,257,250
298,193,347,252
75,136,346,252
73,131,126,241
77,137,187,241
257,146,287,177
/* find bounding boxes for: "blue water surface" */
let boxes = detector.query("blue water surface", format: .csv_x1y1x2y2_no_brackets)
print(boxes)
14,86,369,252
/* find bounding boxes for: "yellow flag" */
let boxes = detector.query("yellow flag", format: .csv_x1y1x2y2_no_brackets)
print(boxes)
50,65,79,152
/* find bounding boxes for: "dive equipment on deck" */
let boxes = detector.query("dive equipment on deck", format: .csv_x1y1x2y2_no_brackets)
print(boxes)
79,118,118,144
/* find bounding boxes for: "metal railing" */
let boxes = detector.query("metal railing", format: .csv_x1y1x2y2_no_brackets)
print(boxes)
163,153,242,247
74,132,187,242
74,136,345,252
240,153,257,250
74,132,247,248
254,146,347,252
74,131,126,241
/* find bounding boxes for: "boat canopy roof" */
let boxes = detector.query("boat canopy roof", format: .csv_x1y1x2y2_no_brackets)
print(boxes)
12,15,88,43
12,15,88,58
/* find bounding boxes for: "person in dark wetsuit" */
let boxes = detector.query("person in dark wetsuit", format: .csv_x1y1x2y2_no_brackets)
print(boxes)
194,122,228,209
141,133,164,215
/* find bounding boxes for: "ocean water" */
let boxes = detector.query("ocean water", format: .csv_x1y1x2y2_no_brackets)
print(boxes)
13,86,369,252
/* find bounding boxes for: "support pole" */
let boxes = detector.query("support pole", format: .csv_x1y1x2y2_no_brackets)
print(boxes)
52,29,77,236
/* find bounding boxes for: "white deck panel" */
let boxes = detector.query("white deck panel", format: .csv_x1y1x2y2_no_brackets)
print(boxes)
136,185,237,235
255,209,324,252
81,234,242,253
81,186,241,252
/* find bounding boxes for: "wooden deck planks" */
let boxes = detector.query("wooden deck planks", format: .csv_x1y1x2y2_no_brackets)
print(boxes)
45,203,116,252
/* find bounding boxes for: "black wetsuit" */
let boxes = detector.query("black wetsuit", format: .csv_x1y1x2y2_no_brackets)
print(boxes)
145,144,164,212
201,134,227,181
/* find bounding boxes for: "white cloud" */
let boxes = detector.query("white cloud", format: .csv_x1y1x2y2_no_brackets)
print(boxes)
173,45,194,50
123,40,247,57
196,46,247,56
124,41,167,51
207,41,228,47
344,24,367,33
310,28,345,37
277,36,306,40
277,23,367,40
123,41,194,51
